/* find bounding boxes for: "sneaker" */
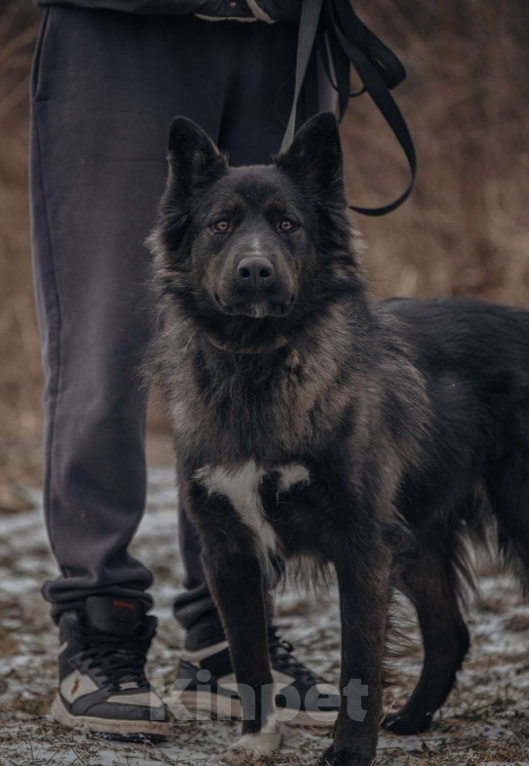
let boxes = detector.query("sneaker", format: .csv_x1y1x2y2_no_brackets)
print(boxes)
51,596,170,741
172,613,339,727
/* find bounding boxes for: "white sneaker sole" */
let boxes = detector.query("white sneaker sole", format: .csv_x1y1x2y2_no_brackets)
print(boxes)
177,690,337,728
51,694,171,738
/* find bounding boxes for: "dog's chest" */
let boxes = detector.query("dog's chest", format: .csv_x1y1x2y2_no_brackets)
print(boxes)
193,461,311,556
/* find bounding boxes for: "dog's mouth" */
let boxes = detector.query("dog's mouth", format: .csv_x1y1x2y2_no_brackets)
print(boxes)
213,293,296,318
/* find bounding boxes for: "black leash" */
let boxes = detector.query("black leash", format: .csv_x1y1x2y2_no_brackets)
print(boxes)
282,0,324,153
281,0,416,217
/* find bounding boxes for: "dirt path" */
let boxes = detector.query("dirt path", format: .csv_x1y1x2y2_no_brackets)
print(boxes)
1,467,529,765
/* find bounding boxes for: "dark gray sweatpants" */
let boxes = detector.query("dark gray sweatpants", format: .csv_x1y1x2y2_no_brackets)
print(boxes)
30,4,330,626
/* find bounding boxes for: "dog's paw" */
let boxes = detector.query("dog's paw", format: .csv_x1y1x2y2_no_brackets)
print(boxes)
382,709,433,735
317,745,375,766
221,728,283,764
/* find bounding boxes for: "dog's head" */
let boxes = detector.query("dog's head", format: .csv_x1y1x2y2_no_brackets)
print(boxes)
150,112,364,352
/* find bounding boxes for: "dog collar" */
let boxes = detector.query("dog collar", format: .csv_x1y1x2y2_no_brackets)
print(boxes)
205,334,289,354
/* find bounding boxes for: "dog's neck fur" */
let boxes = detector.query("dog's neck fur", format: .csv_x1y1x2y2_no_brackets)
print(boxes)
152,294,383,466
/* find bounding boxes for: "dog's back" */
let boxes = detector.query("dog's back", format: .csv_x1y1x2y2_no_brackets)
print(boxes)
383,295,529,563
384,296,529,384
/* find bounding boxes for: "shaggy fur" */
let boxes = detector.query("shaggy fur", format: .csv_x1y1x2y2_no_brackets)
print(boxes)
146,113,529,766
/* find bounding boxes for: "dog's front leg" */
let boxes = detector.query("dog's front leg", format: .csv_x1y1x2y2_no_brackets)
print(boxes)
201,539,281,763
323,545,391,766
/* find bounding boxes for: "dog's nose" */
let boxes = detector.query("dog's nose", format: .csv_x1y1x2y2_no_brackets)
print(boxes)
236,257,275,290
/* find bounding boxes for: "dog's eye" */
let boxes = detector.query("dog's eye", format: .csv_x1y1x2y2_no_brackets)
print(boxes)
279,220,296,232
213,220,230,232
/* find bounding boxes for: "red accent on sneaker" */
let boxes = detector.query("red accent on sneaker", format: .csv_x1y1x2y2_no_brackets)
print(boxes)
112,599,135,611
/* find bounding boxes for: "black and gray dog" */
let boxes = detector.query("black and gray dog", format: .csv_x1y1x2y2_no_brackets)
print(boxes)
147,112,529,765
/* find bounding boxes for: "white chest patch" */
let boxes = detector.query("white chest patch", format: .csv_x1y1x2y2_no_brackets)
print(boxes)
193,461,310,565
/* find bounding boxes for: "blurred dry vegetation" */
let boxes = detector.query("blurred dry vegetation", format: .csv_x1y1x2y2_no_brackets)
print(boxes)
0,0,528,510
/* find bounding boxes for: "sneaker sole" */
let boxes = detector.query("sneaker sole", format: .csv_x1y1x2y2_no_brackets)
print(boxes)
177,690,337,728
51,694,171,741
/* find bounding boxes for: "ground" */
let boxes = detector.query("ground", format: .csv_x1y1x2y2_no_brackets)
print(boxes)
1,466,529,766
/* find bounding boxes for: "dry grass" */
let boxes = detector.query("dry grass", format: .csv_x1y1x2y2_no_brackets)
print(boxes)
0,0,41,510
346,0,529,304
0,0,528,508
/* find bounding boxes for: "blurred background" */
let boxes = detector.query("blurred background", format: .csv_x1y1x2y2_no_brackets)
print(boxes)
1,0,528,512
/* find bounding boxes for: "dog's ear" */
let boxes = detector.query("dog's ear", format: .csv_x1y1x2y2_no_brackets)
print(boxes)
151,118,226,259
167,116,227,193
276,113,344,198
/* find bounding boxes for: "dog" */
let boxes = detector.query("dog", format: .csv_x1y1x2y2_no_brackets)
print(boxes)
146,112,529,765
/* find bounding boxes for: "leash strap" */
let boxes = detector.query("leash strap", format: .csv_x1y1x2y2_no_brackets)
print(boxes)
281,0,417,217
281,0,324,152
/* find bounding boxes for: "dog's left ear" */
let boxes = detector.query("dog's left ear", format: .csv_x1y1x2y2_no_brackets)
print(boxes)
276,113,344,198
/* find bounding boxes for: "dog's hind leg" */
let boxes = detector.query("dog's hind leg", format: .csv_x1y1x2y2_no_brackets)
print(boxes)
383,553,470,735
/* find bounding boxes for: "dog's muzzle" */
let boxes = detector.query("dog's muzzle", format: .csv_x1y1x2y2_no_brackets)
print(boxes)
215,255,295,318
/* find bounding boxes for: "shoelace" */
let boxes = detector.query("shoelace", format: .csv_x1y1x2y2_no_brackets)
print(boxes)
75,623,152,691
267,626,326,686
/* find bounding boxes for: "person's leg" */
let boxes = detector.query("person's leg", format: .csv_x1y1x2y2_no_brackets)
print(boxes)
31,6,231,618
30,6,246,737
